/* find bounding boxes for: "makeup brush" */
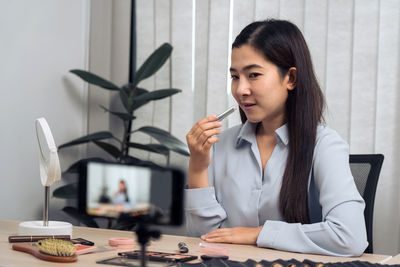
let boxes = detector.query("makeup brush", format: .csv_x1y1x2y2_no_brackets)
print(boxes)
12,238,77,263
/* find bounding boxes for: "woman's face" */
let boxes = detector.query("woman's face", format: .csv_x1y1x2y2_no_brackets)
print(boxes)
119,181,126,192
230,45,295,126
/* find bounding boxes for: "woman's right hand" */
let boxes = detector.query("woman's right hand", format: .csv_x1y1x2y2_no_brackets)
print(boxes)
186,115,222,188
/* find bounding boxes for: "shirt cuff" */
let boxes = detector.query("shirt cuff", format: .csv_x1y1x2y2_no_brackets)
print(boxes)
257,220,282,248
185,186,219,211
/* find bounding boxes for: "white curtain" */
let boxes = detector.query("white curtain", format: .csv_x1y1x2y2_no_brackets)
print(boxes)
135,0,400,254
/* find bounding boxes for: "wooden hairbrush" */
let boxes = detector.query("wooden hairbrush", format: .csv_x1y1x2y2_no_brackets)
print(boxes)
12,239,77,263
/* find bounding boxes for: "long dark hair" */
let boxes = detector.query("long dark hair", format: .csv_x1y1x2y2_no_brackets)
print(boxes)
232,19,324,224
120,180,130,202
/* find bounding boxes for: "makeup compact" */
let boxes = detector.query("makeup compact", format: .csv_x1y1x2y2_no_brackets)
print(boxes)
118,250,198,262
75,244,97,255
70,237,94,246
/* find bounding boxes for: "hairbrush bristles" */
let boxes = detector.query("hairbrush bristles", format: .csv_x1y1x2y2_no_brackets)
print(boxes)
36,239,77,257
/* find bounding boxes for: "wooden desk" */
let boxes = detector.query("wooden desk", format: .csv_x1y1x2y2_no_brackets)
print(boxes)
0,220,391,266
383,254,400,265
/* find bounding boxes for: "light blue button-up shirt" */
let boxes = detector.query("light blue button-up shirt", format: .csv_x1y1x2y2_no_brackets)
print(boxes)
185,121,368,256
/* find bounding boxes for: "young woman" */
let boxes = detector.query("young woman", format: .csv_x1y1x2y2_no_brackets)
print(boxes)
185,19,367,256
113,180,132,205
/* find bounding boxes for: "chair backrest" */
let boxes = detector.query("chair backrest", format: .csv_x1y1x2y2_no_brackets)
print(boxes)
349,154,384,254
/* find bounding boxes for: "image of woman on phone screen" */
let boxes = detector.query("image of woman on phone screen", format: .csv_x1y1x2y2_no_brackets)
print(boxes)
185,19,367,256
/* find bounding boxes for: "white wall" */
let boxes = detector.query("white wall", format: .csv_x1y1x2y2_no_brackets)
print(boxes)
0,0,133,223
0,0,90,221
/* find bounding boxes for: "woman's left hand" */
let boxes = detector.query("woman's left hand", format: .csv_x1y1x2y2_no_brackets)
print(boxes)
201,227,263,245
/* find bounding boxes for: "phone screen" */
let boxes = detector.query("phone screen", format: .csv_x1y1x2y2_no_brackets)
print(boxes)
79,161,184,225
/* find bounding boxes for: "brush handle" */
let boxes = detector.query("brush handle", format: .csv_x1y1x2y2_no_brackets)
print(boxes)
12,243,77,263
9,235,71,243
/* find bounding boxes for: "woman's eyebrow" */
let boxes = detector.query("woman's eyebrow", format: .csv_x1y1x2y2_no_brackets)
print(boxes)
230,64,263,72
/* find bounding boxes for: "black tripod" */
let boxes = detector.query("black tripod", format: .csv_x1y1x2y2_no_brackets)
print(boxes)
134,223,161,267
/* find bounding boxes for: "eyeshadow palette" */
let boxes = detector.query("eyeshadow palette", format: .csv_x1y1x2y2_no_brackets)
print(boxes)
97,256,165,267
118,250,198,262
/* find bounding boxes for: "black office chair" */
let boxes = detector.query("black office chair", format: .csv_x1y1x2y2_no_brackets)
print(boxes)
349,154,384,254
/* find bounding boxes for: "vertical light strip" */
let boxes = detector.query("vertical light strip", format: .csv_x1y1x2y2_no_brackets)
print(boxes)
192,0,196,91
323,0,330,95
82,0,91,156
373,0,381,152
150,0,156,161
348,0,356,146
253,0,257,20
82,0,91,74
226,0,234,95
302,0,306,32
168,0,173,130
205,0,210,116
167,0,173,165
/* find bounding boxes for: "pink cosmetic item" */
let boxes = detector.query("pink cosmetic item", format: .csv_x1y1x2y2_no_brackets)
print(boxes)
75,244,98,255
108,237,135,249
199,242,229,256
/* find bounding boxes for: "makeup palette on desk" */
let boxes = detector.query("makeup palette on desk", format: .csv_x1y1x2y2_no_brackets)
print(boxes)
118,250,198,262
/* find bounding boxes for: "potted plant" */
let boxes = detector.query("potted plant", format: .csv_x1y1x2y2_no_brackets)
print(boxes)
53,43,189,229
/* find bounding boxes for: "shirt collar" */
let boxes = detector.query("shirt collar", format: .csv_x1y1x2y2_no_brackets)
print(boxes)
236,121,289,147
236,120,257,147
275,123,289,146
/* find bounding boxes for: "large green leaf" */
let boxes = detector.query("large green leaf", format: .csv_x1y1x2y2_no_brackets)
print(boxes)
59,131,113,149
134,89,181,102
100,105,136,121
132,99,151,111
132,43,172,87
134,126,190,156
70,69,120,91
63,157,106,174
62,207,99,228
132,88,182,111
53,183,77,199
132,99,150,111
135,87,149,96
130,88,181,111
93,141,121,159
128,142,169,155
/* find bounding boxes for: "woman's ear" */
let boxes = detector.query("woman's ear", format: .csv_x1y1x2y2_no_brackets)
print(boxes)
287,67,297,90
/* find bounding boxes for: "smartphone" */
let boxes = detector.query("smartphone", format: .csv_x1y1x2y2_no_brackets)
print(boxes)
78,160,185,226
